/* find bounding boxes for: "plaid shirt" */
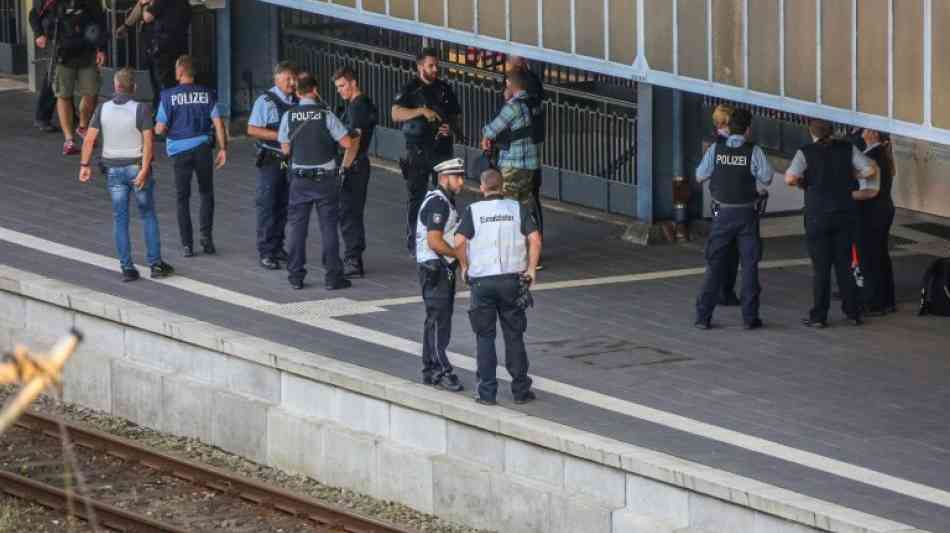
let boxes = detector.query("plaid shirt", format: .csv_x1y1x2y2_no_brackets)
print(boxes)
482,92,540,170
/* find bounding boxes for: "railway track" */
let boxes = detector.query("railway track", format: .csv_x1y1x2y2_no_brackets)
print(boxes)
0,411,415,533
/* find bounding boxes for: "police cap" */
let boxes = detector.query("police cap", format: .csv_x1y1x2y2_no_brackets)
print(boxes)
433,157,466,176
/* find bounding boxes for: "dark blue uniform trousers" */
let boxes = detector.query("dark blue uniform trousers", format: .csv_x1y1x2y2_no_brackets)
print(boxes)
418,262,456,381
696,207,762,324
805,212,860,321
286,174,344,286
255,160,289,259
469,274,533,402
340,156,371,261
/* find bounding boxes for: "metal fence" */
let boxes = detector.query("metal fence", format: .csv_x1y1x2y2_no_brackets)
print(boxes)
281,27,638,185
0,0,22,45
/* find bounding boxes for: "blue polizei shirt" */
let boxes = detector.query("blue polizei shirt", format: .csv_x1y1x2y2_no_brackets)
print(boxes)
695,134,775,186
277,96,349,170
249,86,297,154
156,83,220,157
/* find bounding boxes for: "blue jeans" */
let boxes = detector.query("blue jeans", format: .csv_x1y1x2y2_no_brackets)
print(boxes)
106,165,162,270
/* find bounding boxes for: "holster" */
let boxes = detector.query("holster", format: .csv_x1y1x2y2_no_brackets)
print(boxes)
255,150,284,169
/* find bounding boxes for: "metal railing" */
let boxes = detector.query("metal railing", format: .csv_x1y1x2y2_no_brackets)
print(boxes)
0,0,22,45
281,27,638,185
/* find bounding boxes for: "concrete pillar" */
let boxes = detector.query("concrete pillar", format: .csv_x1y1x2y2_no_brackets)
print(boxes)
636,83,654,223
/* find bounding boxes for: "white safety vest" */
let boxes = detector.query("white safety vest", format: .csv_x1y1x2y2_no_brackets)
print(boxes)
100,99,144,160
465,198,527,279
416,189,460,264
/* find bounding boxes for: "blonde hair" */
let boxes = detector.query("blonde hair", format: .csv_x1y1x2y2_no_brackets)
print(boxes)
176,55,196,78
114,67,136,94
712,104,735,130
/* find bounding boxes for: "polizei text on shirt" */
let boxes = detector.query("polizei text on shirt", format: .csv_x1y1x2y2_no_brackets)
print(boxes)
171,92,211,106
480,214,515,223
716,154,748,166
291,111,324,121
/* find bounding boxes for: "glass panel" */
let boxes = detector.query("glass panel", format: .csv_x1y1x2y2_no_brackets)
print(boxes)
712,0,743,86
856,0,888,116
678,0,708,79
390,0,414,19
448,0,474,31
645,0,674,72
748,0,780,94
784,0,817,101
609,0,637,64
542,0,572,52
478,0,507,38
821,0,852,109
894,0,923,123
332,0,356,7
576,0,605,58
933,0,950,127
420,0,444,25
511,0,539,45
362,0,386,13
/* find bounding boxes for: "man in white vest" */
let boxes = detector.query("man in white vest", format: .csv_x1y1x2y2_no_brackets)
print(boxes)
415,158,467,392
455,168,542,406
79,67,174,282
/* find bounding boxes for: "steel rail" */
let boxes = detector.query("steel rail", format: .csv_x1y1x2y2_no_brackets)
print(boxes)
14,411,414,533
0,469,188,533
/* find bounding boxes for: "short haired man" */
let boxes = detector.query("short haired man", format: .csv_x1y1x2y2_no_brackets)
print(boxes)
785,119,879,328
137,0,192,116
279,72,360,290
32,0,107,156
333,66,378,278
415,158,467,392
79,67,174,281
480,69,540,206
693,109,775,330
392,47,462,255
248,61,299,270
155,55,228,257
455,169,542,406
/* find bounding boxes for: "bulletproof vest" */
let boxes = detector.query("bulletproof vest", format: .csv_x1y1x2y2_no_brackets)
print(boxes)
465,198,527,279
495,95,534,151
99,98,143,160
55,0,102,59
802,140,858,215
402,80,453,150
257,90,295,152
522,69,546,143
709,139,757,205
161,84,215,141
287,103,338,167
416,189,460,264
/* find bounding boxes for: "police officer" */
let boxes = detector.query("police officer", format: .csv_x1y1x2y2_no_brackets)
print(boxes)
279,72,360,290
455,168,542,406
155,55,228,257
391,47,462,255
710,103,741,306
248,61,298,270
481,69,540,206
333,66,378,278
785,119,879,328
415,158,467,392
503,55,546,265
694,109,775,330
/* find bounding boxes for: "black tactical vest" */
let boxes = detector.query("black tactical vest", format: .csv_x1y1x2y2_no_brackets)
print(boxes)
257,90,296,152
860,144,895,220
802,140,858,215
287,103,338,167
709,140,757,205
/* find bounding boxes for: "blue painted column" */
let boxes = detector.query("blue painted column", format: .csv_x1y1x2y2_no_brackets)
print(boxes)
216,1,232,118
636,82,654,223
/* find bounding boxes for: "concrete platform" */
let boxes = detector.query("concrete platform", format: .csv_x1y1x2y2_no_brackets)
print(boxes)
1,84,949,532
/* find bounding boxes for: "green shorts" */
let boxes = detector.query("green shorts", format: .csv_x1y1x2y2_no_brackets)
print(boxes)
501,167,535,204
53,63,101,98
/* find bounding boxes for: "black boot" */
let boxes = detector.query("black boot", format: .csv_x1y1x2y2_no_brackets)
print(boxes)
343,257,364,278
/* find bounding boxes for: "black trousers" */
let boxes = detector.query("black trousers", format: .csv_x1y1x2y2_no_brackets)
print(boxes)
402,144,449,253
287,174,343,286
148,53,179,114
531,168,544,236
35,72,56,124
255,160,289,258
857,209,896,311
418,262,456,380
805,212,860,321
340,156,371,261
469,274,532,401
695,207,762,323
172,143,214,247
720,242,739,299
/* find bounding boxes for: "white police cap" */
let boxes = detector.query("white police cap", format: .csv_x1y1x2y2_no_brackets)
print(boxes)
433,157,466,176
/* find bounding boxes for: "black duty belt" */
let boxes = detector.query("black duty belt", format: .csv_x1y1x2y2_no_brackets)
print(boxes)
293,167,335,180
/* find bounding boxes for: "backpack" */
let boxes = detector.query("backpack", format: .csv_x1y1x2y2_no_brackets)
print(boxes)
919,257,950,316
